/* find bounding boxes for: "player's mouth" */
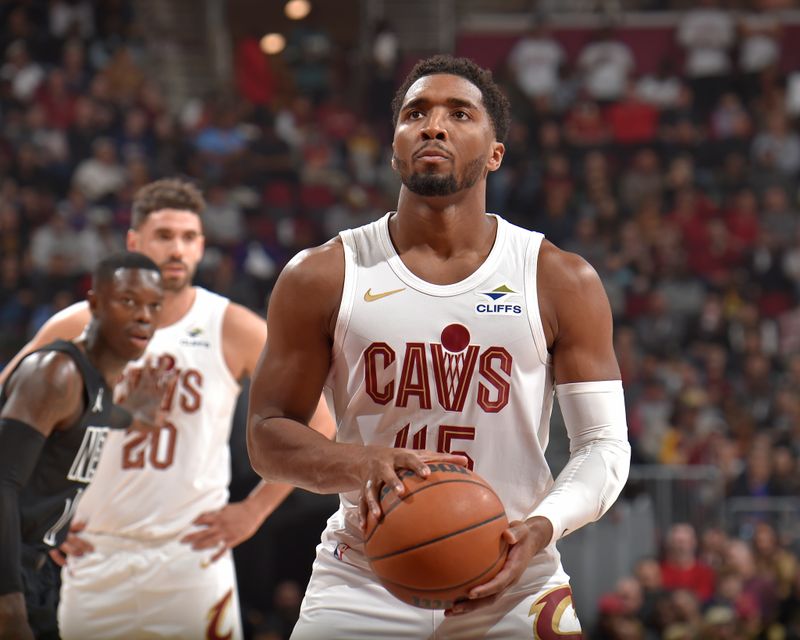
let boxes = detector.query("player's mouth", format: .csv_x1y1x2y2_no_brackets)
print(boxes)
414,145,452,163
127,331,152,349
415,154,450,164
162,262,186,276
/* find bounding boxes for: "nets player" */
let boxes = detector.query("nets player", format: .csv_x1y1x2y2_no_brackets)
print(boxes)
0,179,334,639
247,56,631,638
0,252,170,640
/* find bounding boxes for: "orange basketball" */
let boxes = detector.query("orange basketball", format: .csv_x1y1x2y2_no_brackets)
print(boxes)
364,463,509,610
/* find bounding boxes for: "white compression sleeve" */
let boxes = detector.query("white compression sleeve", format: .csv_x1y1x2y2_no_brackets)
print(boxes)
529,380,631,545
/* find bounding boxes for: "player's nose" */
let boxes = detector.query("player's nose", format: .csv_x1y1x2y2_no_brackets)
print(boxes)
421,110,448,141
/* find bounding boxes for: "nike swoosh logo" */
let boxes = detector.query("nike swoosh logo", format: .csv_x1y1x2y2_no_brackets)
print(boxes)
364,287,406,302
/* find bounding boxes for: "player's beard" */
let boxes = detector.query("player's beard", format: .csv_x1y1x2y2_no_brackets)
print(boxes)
398,156,485,197
160,261,193,292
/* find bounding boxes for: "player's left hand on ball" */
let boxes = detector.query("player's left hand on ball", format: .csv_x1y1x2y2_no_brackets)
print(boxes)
444,516,553,616
180,502,260,563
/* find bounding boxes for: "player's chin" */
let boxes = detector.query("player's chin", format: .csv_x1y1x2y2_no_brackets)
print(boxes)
122,335,151,359
162,274,190,291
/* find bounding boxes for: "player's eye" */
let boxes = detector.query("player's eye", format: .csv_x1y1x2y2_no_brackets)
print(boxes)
453,110,469,120
408,110,424,119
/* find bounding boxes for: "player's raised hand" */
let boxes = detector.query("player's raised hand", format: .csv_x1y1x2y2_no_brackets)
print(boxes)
118,359,178,431
357,447,468,533
444,516,553,616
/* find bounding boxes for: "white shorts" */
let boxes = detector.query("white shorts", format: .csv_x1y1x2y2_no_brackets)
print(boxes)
58,534,243,640
291,543,582,639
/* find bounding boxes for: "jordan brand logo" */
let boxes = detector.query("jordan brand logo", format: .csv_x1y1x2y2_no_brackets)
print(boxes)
92,388,104,413
364,287,406,302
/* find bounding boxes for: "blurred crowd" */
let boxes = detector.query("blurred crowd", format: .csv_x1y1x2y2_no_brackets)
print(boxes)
595,521,800,638
1,0,800,638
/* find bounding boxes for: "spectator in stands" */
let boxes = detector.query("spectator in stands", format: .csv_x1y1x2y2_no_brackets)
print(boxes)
506,21,565,102
738,4,782,99
234,32,277,107
1,40,44,102
725,539,780,626
606,82,660,151
619,148,664,213
752,110,800,179
71,136,126,202
660,523,716,604
577,25,635,103
677,0,736,118
636,58,683,110
366,20,401,129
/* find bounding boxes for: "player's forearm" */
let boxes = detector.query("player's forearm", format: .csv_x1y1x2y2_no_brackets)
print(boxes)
529,380,631,544
247,416,364,494
530,437,630,543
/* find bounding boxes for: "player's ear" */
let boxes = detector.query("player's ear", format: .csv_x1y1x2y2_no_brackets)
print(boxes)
391,153,398,172
126,229,138,251
487,142,504,173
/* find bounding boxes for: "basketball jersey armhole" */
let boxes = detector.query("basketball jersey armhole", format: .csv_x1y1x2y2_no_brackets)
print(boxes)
332,230,358,361
199,288,240,394
523,233,551,367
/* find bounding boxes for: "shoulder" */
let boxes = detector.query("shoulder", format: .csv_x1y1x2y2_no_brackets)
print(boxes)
279,237,345,291
38,300,91,340
4,349,84,414
538,240,601,293
223,301,266,344
537,240,609,343
269,238,345,336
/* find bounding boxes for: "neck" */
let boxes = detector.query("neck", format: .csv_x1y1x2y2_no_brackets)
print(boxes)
158,285,197,327
392,184,494,257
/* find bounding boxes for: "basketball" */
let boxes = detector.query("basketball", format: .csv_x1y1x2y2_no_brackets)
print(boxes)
364,463,509,610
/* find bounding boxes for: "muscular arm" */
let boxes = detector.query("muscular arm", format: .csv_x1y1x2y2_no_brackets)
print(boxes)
246,240,458,501
0,302,90,386
531,242,630,541
246,240,361,493
460,242,631,613
0,353,84,636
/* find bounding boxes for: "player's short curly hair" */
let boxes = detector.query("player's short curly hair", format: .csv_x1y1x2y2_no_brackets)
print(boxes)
391,55,511,143
131,178,205,229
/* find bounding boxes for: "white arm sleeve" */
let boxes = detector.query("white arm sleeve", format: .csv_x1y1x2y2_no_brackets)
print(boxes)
529,380,631,545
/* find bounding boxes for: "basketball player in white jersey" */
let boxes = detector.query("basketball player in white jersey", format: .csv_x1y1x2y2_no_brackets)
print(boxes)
0,178,334,639
246,55,631,638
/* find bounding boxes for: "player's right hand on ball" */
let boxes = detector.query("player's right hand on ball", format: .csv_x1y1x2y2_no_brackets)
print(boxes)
357,447,468,533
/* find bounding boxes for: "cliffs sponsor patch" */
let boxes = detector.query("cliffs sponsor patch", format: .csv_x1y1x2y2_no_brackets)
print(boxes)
179,326,210,348
475,284,523,316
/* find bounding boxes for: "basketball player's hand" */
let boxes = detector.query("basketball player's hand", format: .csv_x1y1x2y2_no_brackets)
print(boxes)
47,520,95,567
357,448,468,533
444,516,553,616
119,360,178,431
181,502,259,564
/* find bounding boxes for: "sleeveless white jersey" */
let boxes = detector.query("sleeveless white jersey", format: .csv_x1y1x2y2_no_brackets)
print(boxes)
75,287,240,539
321,212,563,578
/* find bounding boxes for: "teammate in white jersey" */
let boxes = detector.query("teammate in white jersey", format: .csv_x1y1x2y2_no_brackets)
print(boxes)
247,55,631,639
0,178,334,639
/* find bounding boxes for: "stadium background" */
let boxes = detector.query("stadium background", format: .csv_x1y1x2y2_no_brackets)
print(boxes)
1,0,800,637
